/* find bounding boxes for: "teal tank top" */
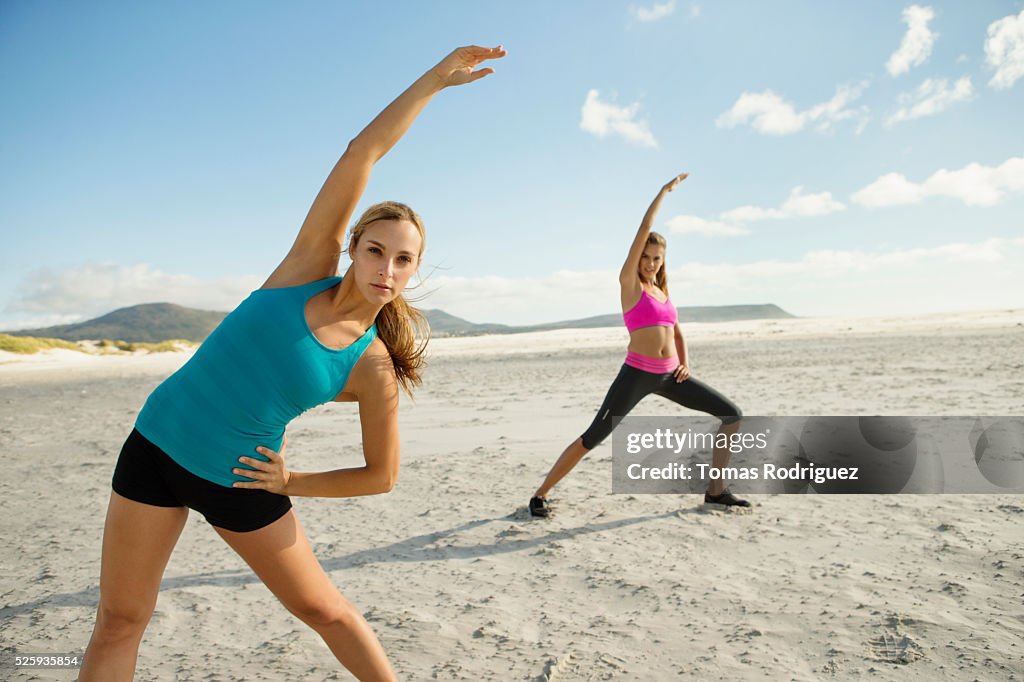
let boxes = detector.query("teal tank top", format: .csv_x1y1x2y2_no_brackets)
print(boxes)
135,276,377,487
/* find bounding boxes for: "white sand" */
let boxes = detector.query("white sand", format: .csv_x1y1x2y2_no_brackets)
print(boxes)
1,310,1022,680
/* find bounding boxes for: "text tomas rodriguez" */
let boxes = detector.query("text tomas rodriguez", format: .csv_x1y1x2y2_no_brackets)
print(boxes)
625,462,861,484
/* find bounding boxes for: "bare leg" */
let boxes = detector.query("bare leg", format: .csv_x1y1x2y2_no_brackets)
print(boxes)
534,437,590,499
215,510,395,681
707,420,741,496
80,493,188,681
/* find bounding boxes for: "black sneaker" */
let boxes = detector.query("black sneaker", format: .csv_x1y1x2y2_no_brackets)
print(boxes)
529,496,551,518
704,488,752,508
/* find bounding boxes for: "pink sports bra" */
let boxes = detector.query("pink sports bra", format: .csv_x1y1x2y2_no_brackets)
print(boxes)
623,289,678,332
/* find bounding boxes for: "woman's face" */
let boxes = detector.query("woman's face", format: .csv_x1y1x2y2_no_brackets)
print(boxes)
350,219,423,305
638,243,665,283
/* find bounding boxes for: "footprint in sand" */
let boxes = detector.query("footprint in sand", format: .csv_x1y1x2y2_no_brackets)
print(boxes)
535,651,628,682
866,615,925,665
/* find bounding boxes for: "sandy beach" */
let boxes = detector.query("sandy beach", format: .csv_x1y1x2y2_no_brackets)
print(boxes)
1,310,1022,681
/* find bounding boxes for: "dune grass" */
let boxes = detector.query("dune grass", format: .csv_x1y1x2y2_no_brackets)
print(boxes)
0,333,84,354
96,339,192,353
0,334,194,355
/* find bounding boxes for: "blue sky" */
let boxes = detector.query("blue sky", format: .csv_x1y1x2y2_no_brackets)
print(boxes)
2,1,1022,329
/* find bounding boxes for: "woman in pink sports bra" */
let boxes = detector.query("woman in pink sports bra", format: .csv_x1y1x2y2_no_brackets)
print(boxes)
529,173,748,517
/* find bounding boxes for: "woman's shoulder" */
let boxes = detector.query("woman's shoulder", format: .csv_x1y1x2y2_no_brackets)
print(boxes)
259,274,341,292
262,251,343,290
619,276,642,302
361,335,391,361
347,338,398,397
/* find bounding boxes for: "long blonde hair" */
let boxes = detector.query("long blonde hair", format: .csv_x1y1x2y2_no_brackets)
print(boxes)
644,231,668,293
348,201,429,396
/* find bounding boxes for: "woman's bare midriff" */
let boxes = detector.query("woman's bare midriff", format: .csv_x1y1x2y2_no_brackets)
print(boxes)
626,325,676,359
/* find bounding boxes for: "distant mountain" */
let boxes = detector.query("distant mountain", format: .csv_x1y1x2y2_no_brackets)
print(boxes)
4,302,796,343
5,303,227,343
426,303,795,337
419,309,512,335
680,304,794,323
513,304,794,333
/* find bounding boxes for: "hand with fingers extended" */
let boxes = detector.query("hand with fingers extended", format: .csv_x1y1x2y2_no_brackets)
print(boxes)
662,172,689,193
233,434,291,494
673,362,691,383
430,44,507,89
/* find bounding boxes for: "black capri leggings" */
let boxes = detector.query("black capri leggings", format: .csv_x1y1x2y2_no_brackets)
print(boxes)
580,364,742,450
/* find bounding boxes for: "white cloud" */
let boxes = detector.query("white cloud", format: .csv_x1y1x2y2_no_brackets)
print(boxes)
852,156,1024,207
420,237,1024,323
665,215,750,236
985,9,1024,89
422,271,621,326
716,82,870,136
665,237,1024,317
631,0,676,23
886,76,973,126
716,91,803,135
1,313,86,332
7,241,1023,331
850,173,926,207
718,205,784,223
886,5,938,77
664,187,845,239
804,82,872,134
580,89,658,148
778,186,847,217
720,187,846,224
681,238,1023,281
690,2,700,18
3,263,262,329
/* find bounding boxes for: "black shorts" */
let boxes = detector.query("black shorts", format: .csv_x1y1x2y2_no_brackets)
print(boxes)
112,428,292,533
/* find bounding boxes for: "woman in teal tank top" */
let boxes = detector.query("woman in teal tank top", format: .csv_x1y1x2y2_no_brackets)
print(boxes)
81,45,507,682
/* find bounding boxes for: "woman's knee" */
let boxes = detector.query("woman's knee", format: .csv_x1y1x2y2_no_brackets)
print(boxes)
720,404,743,424
93,601,153,643
580,430,601,450
286,593,355,630
581,413,619,450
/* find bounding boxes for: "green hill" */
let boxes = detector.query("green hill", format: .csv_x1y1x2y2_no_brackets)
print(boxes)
519,303,795,332
5,303,227,343
431,304,796,336
419,309,512,335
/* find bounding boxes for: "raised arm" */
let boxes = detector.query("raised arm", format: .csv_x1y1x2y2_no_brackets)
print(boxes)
266,45,507,287
618,173,688,288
